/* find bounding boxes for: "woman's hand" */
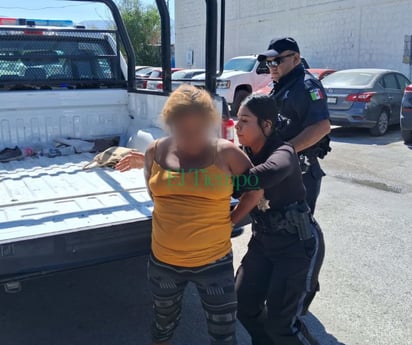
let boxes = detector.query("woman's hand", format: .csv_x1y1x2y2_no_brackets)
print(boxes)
115,151,145,172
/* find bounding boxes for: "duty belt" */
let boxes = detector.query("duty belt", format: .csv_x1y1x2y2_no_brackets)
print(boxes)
252,201,313,240
299,154,320,174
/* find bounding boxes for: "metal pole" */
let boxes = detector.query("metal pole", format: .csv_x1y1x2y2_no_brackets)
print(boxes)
155,0,172,92
205,0,218,94
217,0,225,77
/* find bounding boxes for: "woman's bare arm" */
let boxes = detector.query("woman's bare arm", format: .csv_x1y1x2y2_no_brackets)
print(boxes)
144,142,156,200
218,139,252,176
115,151,145,172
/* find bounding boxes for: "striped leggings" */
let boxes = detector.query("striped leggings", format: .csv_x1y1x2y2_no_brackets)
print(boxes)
148,253,238,345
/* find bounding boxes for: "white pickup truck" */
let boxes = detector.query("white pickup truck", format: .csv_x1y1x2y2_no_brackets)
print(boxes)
193,55,272,116
0,0,245,291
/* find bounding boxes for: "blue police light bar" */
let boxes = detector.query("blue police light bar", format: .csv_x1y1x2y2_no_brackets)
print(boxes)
18,19,74,27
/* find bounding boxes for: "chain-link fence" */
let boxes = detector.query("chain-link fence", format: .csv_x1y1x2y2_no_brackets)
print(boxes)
0,27,125,89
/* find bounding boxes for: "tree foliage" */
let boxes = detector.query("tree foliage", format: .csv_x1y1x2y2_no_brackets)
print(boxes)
118,0,161,66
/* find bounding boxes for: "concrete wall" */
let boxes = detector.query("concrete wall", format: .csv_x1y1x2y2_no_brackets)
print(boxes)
175,0,412,77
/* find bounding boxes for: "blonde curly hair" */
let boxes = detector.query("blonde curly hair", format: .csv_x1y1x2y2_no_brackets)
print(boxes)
161,84,219,125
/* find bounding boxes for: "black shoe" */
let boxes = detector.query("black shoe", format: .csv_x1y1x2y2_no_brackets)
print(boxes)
0,146,24,162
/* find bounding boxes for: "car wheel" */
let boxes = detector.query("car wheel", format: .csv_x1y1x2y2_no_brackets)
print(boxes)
401,129,412,143
231,89,250,117
369,110,389,136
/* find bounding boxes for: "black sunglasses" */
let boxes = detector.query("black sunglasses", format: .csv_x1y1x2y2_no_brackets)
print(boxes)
266,53,296,68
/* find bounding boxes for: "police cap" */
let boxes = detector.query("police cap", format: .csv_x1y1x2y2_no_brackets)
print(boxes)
257,37,300,62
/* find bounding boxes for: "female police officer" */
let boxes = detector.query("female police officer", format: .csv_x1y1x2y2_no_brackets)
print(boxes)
234,94,325,345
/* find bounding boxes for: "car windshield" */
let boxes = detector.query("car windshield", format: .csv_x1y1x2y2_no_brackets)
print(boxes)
136,67,153,76
322,71,376,86
311,72,319,79
149,70,162,78
172,70,190,79
224,58,256,72
172,70,204,80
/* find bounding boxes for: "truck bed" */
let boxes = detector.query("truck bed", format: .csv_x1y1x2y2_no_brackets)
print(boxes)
0,153,153,245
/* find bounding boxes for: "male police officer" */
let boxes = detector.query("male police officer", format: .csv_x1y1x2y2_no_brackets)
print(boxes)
257,38,330,327
258,37,331,215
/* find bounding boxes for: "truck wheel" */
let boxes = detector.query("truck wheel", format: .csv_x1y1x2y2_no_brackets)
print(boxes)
369,110,389,136
402,129,412,143
231,90,251,117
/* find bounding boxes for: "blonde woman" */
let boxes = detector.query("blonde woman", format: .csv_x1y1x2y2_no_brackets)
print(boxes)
118,85,262,345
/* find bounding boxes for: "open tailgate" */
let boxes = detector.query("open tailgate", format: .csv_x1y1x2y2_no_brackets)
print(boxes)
0,153,153,245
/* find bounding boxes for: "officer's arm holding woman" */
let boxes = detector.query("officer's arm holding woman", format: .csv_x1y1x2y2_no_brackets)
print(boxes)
285,68,331,153
220,143,265,225
289,119,331,153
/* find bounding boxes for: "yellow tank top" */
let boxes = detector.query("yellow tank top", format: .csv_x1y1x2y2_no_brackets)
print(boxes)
149,156,233,267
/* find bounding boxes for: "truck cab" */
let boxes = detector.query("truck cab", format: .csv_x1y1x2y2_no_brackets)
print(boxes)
0,0,242,291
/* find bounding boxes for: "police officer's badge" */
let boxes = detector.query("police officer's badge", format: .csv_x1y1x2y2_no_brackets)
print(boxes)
257,197,270,212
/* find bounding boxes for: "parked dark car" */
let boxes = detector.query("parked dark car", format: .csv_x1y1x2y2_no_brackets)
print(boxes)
400,84,412,143
322,69,410,136
136,66,156,89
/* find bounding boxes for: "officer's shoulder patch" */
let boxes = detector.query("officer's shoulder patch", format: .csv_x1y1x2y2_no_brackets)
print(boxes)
308,87,325,101
304,79,325,101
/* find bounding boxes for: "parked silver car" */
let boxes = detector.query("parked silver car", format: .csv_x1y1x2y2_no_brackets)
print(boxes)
135,66,157,89
171,69,205,90
322,69,410,136
146,68,204,91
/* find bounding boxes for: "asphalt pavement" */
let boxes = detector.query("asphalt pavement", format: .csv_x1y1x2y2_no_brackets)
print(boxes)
1,126,411,345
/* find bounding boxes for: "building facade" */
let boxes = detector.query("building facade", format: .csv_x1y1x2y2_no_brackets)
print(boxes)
175,0,412,77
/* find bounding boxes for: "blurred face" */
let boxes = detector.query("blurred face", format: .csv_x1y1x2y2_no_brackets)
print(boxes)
170,112,213,154
236,105,270,148
266,51,300,81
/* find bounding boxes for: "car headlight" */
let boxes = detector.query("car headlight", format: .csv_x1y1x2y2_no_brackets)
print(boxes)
217,80,231,89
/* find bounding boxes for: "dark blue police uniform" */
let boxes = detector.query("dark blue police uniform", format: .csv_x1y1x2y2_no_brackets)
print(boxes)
270,64,330,214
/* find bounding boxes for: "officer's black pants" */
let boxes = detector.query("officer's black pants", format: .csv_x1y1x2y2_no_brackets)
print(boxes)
301,160,326,314
302,164,325,215
236,223,325,345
